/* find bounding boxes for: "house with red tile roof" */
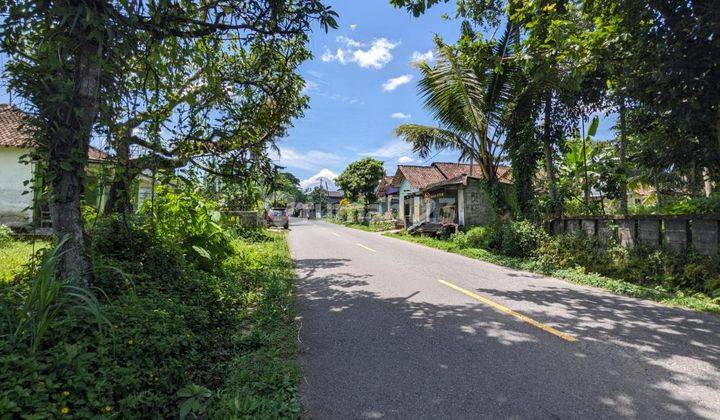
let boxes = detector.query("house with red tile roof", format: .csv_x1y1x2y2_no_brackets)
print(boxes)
389,162,512,228
0,104,155,228
0,104,115,227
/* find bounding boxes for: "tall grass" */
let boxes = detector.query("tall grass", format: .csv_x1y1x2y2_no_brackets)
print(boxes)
4,237,108,352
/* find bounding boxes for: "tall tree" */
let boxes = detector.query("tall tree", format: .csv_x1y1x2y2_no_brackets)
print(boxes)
335,158,386,202
0,1,337,285
395,22,522,207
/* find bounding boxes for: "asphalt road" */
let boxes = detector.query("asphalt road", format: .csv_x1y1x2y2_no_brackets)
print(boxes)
288,218,720,419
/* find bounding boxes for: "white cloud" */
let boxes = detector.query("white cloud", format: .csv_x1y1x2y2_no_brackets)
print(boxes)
352,38,399,69
300,169,338,190
336,36,363,48
320,38,400,69
361,139,413,159
410,50,434,65
350,24,358,31
382,74,413,92
321,48,346,64
397,156,415,164
271,147,343,171
391,112,411,119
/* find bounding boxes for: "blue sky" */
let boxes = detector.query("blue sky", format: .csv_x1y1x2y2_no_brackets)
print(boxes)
275,0,464,190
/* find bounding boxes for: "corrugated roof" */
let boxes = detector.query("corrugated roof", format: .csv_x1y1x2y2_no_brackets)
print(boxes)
0,104,109,161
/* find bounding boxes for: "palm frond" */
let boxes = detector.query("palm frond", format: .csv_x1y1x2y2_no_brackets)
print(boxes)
394,124,472,159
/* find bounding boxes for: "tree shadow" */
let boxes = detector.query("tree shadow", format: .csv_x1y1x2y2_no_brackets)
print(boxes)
294,257,720,419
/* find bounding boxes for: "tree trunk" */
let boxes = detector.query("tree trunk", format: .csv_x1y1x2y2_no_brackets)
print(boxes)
49,39,103,287
618,99,629,215
104,137,136,215
543,93,560,216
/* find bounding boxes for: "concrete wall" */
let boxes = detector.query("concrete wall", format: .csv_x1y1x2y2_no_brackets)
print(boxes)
0,147,34,226
550,216,720,255
462,179,498,227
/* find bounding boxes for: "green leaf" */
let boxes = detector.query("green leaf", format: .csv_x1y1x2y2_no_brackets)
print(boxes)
587,116,599,137
191,246,211,260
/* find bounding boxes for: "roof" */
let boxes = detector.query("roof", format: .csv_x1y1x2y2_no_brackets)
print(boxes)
327,190,344,198
431,162,512,184
392,161,513,191
375,175,395,196
0,104,109,161
392,165,446,189
0,104,31,147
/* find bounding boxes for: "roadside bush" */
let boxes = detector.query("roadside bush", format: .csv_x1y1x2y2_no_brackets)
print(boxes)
536,231,720,298
0,221,300,417
536,232,618,274
450,226,494,249
144,186,232,271
370,220,394,231
492,220,547,258
0,224,12,248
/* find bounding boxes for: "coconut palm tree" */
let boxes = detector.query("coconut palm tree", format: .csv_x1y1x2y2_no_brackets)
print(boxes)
394,21,523,186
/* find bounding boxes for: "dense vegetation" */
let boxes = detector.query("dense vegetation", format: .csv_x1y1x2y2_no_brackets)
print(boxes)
0,191,301,417
390,0,719,218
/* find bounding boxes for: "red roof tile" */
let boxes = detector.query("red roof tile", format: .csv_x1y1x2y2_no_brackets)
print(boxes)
393,165,446,189
0,104,32,147
0,104,109,160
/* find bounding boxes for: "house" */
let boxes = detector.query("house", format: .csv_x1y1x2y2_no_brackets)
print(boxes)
0,104,154,228
390,162,511,228
375,175,399,216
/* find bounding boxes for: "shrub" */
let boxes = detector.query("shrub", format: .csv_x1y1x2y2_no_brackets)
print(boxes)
143,186,232,271
492,220,547,258
464,226,495,249
0,224,12,248
536,232,619,274
370,219,394,231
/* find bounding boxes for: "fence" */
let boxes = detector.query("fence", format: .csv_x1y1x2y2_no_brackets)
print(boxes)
224,211,262,228
548,216,720,255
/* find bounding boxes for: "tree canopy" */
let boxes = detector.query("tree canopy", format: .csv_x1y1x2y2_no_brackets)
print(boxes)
335,158,386,202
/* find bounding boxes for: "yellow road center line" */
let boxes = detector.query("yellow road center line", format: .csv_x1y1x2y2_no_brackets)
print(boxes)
437,279,578,342
330,232,341,237
356,243,377,253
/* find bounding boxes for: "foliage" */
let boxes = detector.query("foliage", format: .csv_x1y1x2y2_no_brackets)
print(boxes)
394,22,522,202
0,220,301,417
0,240,49,283
491,221,547,258
143,185,232,271
0,225,12,249
335,158,386,202
451,225,495,249
308,186,329,209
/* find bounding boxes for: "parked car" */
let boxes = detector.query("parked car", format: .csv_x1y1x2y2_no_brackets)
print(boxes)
266,208,289,229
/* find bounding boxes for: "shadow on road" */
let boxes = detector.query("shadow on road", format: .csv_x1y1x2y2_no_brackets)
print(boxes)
293,257,720,419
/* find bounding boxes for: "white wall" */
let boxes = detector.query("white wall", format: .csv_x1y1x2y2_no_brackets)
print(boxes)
0,147,34,225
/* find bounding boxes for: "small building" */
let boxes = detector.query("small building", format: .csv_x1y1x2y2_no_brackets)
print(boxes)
390,162,511,228
0,104,154,228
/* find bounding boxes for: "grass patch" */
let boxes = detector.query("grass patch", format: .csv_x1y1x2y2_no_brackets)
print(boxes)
325,218,394,232
0,240,49,283
0,223,302,418
385,232,720,313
